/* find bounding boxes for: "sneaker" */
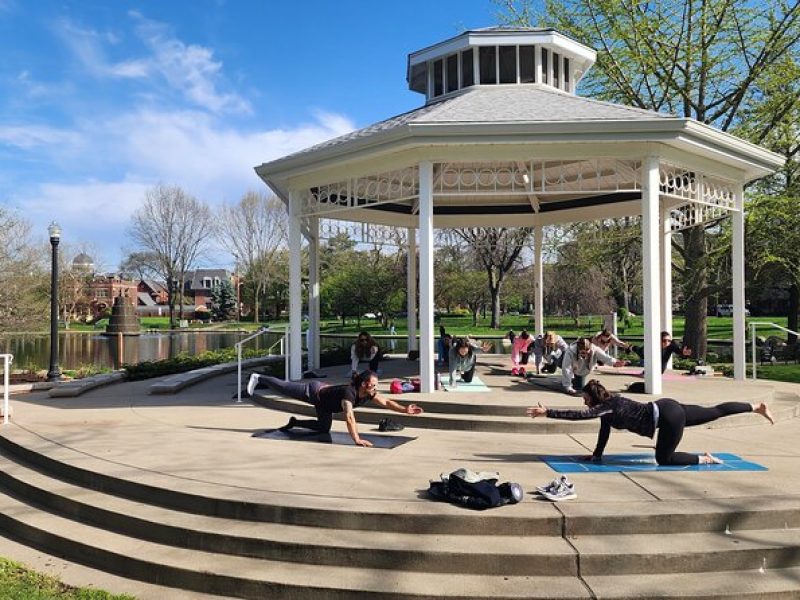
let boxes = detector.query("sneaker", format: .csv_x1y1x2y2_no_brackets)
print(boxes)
519,367,526,376
278,416,297,432
541,480,577,501
511,367,519,376
246,373,259,397
536,475,573,495
378,418,405,432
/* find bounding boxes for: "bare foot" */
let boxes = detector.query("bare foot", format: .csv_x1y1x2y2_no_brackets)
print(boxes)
701,452,723,465
753,402,775,425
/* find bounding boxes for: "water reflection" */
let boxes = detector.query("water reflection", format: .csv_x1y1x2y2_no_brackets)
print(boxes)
5,331,674,371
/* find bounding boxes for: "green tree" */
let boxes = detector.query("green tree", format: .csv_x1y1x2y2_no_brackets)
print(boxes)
746,194,800,342
496,0,800,356
210,280,237,321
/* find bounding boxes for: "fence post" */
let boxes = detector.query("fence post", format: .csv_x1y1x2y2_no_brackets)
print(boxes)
2,354,12,425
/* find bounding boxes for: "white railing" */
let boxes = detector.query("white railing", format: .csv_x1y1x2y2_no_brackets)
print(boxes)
1,354,13,425
750,322,799,380
234,328,288,403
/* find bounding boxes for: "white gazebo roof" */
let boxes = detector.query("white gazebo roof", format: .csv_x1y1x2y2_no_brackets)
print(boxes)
256,85,782,231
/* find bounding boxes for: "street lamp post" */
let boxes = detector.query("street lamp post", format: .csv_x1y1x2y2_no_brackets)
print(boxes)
47,221,62,382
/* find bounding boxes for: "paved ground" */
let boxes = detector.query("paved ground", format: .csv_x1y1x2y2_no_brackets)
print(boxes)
4,357,799,509
1,356,799,598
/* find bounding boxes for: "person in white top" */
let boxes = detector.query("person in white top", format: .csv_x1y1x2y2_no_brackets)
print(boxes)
536,331,569,374
561,337,627,395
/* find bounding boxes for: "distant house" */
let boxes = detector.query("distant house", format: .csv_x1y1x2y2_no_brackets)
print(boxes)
184,269,234,309
87,274,138,318
138,279,169,305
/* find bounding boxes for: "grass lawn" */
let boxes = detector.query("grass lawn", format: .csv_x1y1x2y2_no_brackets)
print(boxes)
0,557,134,600
748,363,800,384
319,314,791,341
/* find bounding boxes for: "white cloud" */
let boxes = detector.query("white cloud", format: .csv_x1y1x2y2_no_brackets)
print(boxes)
8,111,356,266
130,13,251,114
54,18,148,80
0,124,82,149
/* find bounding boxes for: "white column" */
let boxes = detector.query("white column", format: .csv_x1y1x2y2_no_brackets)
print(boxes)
407,228,417,351
660,205,673,371
308,216,320,371
642,156,662,395
287,191,303,380
534,223,544,336
732,183,746,380
418,161,435,392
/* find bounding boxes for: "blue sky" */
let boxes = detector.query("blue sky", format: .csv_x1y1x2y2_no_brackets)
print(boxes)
0,0,502,269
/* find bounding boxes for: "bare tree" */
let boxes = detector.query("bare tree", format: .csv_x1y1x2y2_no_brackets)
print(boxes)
214,191,287,322
128,184,212,327
0,208,47,331
450,227,533,328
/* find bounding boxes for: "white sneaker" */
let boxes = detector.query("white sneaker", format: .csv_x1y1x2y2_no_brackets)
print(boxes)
246,373,259,397
536,475,573,495
541,480,577,501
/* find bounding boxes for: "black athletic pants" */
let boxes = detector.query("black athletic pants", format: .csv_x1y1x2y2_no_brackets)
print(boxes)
654,398,752,465
251,375,333,432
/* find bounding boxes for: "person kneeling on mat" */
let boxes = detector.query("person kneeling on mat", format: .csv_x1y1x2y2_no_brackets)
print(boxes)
247,370,423,447
526,379,774,465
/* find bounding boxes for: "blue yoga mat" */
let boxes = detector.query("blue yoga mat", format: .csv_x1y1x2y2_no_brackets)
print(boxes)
542,453,767,473
440,374,491,392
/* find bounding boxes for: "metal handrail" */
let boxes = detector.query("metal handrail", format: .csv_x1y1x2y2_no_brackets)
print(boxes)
234,328,270,404
749,321,800,380
1,354,13,425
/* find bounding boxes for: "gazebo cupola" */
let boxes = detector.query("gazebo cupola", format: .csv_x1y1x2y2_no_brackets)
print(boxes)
407,27,596,102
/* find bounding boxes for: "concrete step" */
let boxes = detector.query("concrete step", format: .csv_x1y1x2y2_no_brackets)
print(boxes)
0,533,233,600
0,456,574,575
0,492,592,599
2,438,800,578
2,487,799,598
249,391,799,435
585,567,800,599
250,394,600,433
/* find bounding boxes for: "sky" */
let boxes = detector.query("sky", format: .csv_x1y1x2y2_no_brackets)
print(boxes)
0,0,503,270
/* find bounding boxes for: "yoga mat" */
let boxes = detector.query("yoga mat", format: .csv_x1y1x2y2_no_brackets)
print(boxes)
524,376,571,393
541,453,767,473
440,374,491,392
614,368,697,381
252,428,416,449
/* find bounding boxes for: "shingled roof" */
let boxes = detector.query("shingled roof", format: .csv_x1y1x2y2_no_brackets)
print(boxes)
267,84,676,166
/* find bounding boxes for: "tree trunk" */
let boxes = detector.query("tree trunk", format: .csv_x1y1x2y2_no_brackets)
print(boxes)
680,226,708,358
788,282,799,345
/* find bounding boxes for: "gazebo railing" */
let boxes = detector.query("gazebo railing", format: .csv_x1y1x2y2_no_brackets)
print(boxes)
234,328,290,404
1,354,13,425
749,322,799,380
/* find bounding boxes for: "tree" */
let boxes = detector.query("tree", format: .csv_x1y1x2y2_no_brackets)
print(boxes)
746,194,800,342
497,0,800,356
442,270,490,326
119,251,160,281
0,208,47,331
215,192,287,323
210,280,237,321
449,227,532,328
128,184,212,328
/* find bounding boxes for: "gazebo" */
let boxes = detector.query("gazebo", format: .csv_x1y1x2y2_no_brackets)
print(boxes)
255,27,783,394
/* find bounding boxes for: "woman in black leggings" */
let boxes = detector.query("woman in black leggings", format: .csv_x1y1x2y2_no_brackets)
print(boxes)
527,379,773,465
246,370,423,447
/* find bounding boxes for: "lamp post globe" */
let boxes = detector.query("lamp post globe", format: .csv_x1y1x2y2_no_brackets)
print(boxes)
47,221,62,382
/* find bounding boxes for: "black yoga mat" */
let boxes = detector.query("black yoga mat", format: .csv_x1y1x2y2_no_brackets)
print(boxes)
252,428,416,449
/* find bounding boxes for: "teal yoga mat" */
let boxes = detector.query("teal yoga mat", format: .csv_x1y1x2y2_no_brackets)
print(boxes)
541,453,767,472
440,374,491,392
